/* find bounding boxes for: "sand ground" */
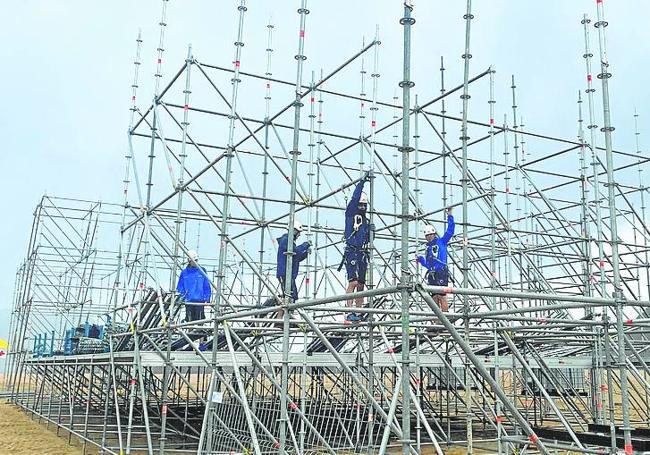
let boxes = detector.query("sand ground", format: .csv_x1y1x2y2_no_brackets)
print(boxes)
0,400,98,455
0,398,491,454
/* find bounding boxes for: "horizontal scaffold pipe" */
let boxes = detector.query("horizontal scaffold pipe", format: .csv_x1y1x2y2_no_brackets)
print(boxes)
422,285,627,306
121,285,401,335
110,284,650,338
500,436,604,455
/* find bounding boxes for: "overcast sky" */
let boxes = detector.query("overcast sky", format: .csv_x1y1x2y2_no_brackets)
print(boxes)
1,1,648,351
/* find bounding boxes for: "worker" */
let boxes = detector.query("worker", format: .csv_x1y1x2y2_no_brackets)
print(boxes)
276,220,312,302
417,207,455,312
344,170,374,322
176,250,212,322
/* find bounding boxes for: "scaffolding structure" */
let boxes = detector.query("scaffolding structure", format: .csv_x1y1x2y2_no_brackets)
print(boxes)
5,1,650,454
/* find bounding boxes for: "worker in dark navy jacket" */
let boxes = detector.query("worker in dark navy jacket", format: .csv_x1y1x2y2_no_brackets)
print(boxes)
176,250,212,321
276,220,312,302
344,170,374,322
418,208,455,311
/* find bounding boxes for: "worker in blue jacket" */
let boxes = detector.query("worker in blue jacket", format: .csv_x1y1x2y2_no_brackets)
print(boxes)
276,220,312,302
344,170,374,322
176,249,212,322
417,207,455,311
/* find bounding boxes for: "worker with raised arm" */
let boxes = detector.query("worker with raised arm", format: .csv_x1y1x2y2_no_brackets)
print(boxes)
344,170,374,322
276,220,312,302
176,250,212,322
418,207,455,312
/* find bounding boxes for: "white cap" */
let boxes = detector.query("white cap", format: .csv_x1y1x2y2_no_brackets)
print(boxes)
423,225,436,236
359,192,369,204
188,249,199,261
293,220,304,232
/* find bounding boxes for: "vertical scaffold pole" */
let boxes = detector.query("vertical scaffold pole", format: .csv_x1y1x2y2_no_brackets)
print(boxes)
160,44,192,455
392,89,399,285
359,38,367,178
579,86,608,430
305,71,316,303
104,29,143,455
510,77,527,430
200,2,247,453
413,92,422,452
520,117,530,250
146,0,169,208
460,1,474,451
634,111,650,304
4,267,20,391
399,3,415,454
280,1,309,453
440,57,448,209
578,89,601,422
634,108,650,419
594,2,633,454
414,94,421,258
502,114,516,440
259,19,274,306
577,91,592,301
367,27,380,452
511,76,522,237
582,12,610,430
313,68,324,301
300,70,317,453
355,38,367,448
488,67,503,455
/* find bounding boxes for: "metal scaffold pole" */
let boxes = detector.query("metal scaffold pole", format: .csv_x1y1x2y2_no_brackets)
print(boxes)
280,1,309,453
460,1,474,451
104,28,144,455
146,0,169,209
440,56,448,210
634,110,650,304
367,26,380,453
581,12,611,432
200,1,247,452
399,2,414,454
488,66,503,455
159,43,193,455
594,2,633,454
258,18,274,307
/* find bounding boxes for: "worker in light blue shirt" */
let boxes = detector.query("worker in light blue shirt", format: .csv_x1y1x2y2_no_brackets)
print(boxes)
418,208,455,311
176,250,211,322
